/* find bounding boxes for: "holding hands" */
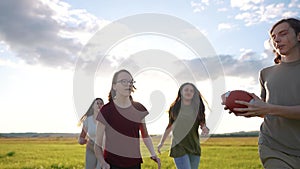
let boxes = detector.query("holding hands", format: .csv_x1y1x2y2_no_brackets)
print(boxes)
151,155,161,169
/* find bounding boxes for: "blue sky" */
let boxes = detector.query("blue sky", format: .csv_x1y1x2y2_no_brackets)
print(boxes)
0,0,299,134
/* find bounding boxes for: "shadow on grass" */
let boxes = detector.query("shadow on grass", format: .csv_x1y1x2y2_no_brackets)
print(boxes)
0,151,15,158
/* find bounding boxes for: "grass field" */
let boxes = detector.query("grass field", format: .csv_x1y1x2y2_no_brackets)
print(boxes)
0,136,263,169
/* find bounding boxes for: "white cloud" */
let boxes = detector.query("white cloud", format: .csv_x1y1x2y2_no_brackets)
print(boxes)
230,0,262,10
231,1,299,26
218,23,234,31
191,0,210,13
282,11,299,18
218,7,228,12
0,0,107,68
288,0,300,8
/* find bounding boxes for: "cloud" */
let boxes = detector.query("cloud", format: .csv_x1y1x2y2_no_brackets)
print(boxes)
181,51,274,82
288,0,300,8
0,0,103,68
218,23,234,31
231,1,300,26
191,0,210,13
230,0,261,11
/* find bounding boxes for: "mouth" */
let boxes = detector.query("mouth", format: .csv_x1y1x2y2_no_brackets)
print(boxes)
276,44,284,50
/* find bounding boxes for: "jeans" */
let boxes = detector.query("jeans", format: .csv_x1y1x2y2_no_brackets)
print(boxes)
85,140,101,169
174,154,200,169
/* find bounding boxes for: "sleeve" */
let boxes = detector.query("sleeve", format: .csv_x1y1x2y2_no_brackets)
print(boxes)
132,101,149,119
167,111,174,128
96,104,110,126
259,69,266,100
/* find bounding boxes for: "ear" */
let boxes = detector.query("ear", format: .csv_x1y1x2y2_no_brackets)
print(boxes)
297,32,300,42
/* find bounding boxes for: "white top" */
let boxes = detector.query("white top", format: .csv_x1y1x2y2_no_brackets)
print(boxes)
83,116,97,142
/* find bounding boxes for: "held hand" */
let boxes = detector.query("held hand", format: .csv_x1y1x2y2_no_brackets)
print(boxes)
100,161,110,169
157,143,163,154
151,155,161,169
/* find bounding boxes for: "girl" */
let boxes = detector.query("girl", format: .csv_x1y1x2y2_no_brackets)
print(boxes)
78,98,104,169
94,69,160,169
158,82,209,169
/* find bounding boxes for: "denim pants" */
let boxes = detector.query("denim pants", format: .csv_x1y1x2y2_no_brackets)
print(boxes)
174,154,200,169
86,140,101,169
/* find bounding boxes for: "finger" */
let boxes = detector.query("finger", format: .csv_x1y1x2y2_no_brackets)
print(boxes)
235,100,251,106
233,107,249,112
249,93,260,100
236,112,254,117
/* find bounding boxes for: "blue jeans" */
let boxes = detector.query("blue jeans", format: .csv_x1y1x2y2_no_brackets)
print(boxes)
174,154,200,169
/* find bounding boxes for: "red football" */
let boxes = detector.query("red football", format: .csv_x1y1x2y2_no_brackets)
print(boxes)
223,90,254,115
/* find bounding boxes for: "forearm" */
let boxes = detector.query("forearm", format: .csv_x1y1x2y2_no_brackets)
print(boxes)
78,128,87,144
268,104,300,120
94,143,105,163
95,122,106,163
143,137,157,156
159,126,172,145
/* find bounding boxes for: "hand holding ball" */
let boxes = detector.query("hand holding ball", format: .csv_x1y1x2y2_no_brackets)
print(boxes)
221,90,254,115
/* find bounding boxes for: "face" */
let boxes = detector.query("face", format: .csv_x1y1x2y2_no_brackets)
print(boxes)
93,99,103,111
113,71,135,98
181,84,195,101
271,22,300,56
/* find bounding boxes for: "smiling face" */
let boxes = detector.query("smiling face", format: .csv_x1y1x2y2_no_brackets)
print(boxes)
271,22,300,56
181,84,195,101
94,99,104,110
113,71,134,98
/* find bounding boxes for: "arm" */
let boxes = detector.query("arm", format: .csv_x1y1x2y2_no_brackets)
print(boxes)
235,93,300,120
157,125,172,154
140,123,161,168
94,121,110,169
78,128,87,145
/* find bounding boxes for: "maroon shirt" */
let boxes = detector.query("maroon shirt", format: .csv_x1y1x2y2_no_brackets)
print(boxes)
96,101,149,168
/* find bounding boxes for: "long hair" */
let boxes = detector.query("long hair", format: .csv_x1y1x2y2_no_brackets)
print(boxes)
270,18,300,64
168,82,206,127
78,98,103,126
108,69,136,102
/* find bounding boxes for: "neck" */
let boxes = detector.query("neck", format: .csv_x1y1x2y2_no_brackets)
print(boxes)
281,44,300,62
93,110,98,118
182,99,192,105
114,95,131,108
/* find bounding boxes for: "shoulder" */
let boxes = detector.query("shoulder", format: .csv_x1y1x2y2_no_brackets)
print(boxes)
131,101,147,111
101,102,114,111
260,65,277,77
100,102,115,115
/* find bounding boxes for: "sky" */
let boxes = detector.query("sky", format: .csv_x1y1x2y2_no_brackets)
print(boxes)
0,0,299,135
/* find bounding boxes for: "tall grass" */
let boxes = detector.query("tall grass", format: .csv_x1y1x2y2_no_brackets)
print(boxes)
0,137,263,169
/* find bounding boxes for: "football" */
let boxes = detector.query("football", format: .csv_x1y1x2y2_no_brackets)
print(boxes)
223,90,254,115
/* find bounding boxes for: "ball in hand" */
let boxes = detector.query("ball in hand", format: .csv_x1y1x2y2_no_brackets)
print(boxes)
223,90,254,115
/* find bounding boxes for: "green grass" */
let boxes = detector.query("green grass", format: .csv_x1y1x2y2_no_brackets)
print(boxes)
0,137,263,169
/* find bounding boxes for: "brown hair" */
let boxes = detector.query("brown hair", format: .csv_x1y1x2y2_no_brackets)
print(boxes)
108,69,136,102
78,98,103,125
270,18,300,64
167,82,206,127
